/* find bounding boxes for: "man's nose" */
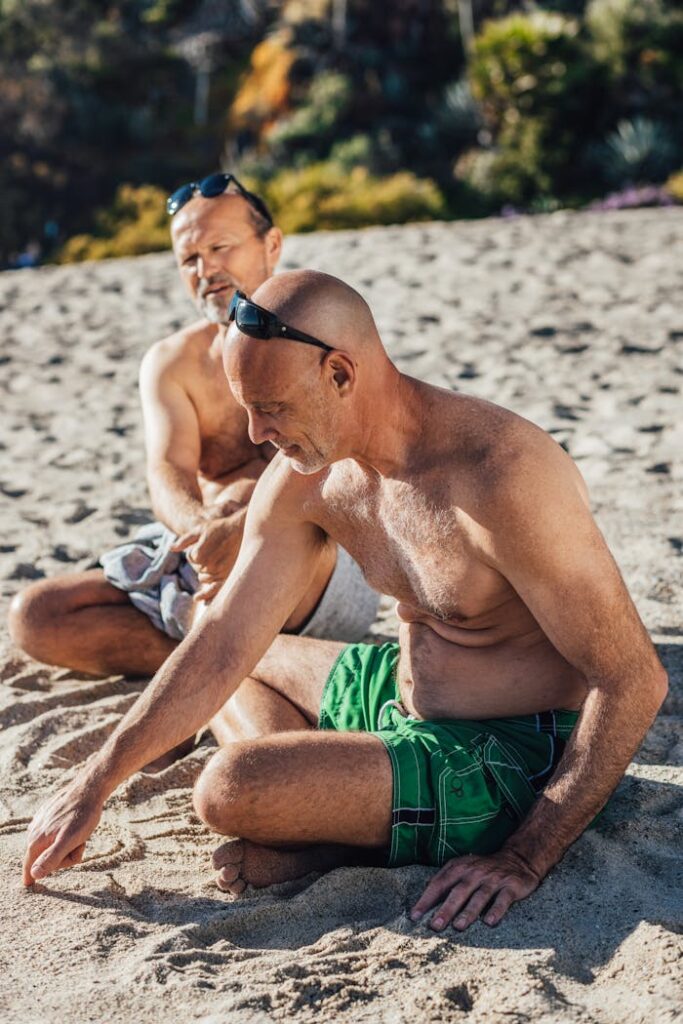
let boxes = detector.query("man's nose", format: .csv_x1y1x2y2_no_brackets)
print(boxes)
197,252,221,279
247,410,275,446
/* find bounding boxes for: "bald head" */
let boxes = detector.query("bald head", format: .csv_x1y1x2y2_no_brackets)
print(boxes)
248,270,384,358
222,270,394,475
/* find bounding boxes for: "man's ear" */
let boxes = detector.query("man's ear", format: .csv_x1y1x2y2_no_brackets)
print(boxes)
264,227,283,272
327,352,355,394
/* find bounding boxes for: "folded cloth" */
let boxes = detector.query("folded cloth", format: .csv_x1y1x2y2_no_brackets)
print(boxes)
101,521,379,642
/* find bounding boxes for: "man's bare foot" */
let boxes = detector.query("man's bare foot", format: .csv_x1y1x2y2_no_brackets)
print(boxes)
211,838,348,895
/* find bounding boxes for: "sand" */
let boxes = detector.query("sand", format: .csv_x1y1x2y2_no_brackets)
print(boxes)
0,207,681,1023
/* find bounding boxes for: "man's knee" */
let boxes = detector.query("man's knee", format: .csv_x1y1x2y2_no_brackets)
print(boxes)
192,744,263,834
7,582,61,657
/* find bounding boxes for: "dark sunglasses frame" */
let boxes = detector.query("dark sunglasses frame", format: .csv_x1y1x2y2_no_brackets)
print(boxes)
228,291,334,353
166,172,273,225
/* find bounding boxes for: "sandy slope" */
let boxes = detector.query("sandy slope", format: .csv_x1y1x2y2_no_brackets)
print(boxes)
0,208,681,1023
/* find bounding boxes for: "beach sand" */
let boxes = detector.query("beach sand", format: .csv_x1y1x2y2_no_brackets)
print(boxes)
0,208,681,1023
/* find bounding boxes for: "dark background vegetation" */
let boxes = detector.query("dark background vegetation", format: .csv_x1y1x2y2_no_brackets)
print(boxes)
1,0,681,266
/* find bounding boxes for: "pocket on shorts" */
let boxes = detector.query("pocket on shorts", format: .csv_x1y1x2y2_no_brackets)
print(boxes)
429,735,537,864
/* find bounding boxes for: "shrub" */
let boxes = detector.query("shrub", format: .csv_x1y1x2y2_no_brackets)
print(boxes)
464,11,605,204
255,162,447,233
228,33,297,137
267,71,352,155
598,117,678,185
57,184,170,262
665,170,683,204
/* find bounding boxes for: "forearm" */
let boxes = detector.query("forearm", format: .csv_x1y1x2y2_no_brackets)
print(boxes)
87,615,249,798
503,671,668,875
147,462,205,535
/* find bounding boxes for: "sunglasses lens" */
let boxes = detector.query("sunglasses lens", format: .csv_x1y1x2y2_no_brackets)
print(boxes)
166,184,195,215
236,302,270,339
199,173,230,199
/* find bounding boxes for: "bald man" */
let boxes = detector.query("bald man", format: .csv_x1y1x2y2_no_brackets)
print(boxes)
9,175,378,679
23,271,667,933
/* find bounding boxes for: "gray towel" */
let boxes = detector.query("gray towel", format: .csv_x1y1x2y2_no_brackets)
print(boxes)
101,522,379,642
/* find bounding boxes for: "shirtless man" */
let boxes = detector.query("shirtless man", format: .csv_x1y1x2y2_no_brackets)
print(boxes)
8,175,378,678
23,272,667,932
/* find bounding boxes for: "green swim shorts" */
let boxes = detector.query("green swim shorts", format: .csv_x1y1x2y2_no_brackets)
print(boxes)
319,641,579,868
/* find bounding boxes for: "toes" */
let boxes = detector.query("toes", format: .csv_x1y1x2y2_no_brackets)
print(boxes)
217,874,246,895
212,838,244,870
217,862,241,886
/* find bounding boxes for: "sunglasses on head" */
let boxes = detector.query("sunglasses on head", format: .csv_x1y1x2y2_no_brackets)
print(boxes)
228,291,334,353
166,172,273,225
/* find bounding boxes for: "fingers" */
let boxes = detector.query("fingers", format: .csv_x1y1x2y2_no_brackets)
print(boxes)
30,830,84,882
410,858,471,919
482,888,515,927
64,843,87,868
437,882,497,932
22,834,52,886
410,854,538,932
195,580,223,604
172,528,202,552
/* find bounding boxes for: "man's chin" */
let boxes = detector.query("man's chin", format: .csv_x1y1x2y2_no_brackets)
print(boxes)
281,449,328,475
199,295,233,323
278,448,329,475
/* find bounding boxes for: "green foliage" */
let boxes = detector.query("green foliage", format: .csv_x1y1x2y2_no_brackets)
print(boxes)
0,0,257,264
253,163,447,234
6,0,683,262
665,170,683,204
57,185,170,262
267,72,353,155
599,117,678,184
463,11,604,204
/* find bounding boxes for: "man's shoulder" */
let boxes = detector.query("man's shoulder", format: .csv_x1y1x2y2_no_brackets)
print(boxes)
463,398,589,517
253,454,326,518
140,320,220,383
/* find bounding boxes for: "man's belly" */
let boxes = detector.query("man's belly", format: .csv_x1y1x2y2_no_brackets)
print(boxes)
397,620,587,720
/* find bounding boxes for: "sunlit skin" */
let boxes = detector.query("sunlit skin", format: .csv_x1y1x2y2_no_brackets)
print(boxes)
7,194,335,679
22,271,667,936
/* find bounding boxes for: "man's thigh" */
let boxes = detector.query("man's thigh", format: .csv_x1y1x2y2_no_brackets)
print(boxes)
198,730,393,849
251,634,347,724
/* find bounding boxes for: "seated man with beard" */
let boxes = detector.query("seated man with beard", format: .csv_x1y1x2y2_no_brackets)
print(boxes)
9,176,379,680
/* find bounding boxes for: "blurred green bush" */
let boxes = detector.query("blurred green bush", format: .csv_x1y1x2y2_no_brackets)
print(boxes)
57,185,170,262
251,163,447,233
460,11,604,205
666,170,683,204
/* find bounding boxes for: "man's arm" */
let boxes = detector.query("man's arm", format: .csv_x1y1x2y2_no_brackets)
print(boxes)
412,442,667,930
23,459,327,884
139,341,207,536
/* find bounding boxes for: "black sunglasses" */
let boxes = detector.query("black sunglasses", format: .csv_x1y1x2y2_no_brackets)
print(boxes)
166,172,273,225
228,291,334,353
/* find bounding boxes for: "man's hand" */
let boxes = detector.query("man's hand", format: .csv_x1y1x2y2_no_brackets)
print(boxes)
409,849,542,932
23,779,103,885
174,502,247,600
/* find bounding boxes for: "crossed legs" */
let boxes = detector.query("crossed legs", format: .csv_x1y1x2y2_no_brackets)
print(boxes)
197,635,393,892
8,569,177,677
10,580,394,891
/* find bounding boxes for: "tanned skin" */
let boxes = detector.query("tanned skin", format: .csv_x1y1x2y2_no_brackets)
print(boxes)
23,271,667,933
8,195,335,677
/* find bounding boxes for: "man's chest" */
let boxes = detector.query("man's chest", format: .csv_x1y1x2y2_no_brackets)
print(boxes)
190,368,259,479
317,467,504,620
